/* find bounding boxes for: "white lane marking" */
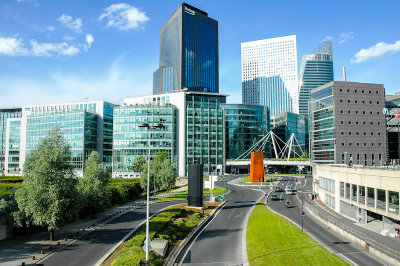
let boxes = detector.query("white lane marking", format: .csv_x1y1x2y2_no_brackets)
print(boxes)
179,202,227,265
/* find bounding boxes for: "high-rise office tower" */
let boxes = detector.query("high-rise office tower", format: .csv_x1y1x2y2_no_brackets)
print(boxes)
298,40,334,117
153,3,219,95
241,35,298,115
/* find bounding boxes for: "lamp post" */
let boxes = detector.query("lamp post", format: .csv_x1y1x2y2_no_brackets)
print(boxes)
138,122,163,265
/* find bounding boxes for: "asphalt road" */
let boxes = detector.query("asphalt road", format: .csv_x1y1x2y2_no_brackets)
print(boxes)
269,176,385,266
177,177,264,265
37,200,185,266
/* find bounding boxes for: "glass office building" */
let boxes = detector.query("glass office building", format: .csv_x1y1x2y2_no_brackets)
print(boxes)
186,94,225,175
309,85,335,163
26,110,98,171
222,104,270,160
6,120,21,173
271,112,308,155
310,82,387,165
241,35,298,115
153,3,219,94
0,108,22,175
386,93,400,161
113,105,177,177
299,40,334,117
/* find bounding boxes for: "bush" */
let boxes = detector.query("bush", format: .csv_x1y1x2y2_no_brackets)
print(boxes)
107,179,143,206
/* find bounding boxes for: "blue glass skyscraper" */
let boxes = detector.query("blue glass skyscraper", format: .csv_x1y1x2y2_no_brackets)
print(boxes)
298,40,334,117
153,3,219,94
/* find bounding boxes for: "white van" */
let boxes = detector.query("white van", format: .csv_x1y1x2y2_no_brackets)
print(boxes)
285,185,292,195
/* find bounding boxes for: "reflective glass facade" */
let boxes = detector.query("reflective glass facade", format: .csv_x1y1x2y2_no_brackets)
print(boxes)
271,112,308,154
386,94,400,160
242,35,298,115
186,94,224,175
0,108,22,174
7,120,21,172
299,41,334,117
26,110,98,171
309,86,335,163
154,3,218,94
222,104,270,159
113,105,177,176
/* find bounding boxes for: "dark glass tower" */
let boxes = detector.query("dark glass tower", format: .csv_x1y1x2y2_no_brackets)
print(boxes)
298,40,334,117
153,3,219,94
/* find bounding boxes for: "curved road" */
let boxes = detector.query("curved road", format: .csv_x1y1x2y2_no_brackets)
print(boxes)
177,177,264,265
269,177,384,266
38,200,185,266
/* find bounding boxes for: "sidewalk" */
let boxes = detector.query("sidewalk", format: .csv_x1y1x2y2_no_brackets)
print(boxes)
0,185,188,266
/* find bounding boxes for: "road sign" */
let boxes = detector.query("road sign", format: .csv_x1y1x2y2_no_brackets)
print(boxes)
265,193,268,197
143,238,152,252
220,195,225,201
300,210,305,216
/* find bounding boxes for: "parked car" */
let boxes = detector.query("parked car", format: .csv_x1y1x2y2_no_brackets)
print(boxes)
275,186,283,192
270,194,279,200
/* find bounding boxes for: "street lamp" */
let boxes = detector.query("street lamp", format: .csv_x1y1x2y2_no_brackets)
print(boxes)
138,122,163,264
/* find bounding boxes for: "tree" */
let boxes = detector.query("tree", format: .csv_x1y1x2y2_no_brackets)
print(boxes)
14,128,79,241
301,152,309,160
77,151,110,216
140,152,176,192
132,156,146,174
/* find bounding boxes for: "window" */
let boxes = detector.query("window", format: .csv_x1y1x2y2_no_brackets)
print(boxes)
356,132,359,135
357,143,360,146
341,110,343,114
376,91,379,94
348,100,350,103
348,110,351,114
377,101,379,104
362,90,365,93
340,89,343,92
363,111,366,114
369,90,372,94
370,111,373,115
342,143,345,146
356,111,358,114
340,99,343,103
355,100,358,103
371,122,373,125
349,121,351,125
341,121,344,124
347,89,350,92
370,101,372,104
341,132,344,135
363,122,366,125
356,121,359,125
349,132,352,135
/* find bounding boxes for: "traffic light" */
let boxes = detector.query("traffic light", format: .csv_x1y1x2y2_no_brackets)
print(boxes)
296,177,299,182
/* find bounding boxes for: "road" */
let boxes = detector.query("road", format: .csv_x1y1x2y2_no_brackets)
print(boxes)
176,176,264,265
269,176,385,266
38,200,185,266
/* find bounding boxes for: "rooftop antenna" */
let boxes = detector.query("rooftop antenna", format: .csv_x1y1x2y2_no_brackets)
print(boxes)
343,66,346,82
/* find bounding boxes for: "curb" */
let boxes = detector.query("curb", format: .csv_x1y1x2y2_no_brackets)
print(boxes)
94,202,184,266
163,201,228,266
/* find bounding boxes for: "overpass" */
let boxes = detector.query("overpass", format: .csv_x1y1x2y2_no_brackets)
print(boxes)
226,160,311,167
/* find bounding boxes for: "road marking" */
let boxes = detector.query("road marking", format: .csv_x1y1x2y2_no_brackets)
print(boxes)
179,202,227,265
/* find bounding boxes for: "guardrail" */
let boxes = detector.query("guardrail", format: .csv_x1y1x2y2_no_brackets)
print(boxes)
305,201,400,262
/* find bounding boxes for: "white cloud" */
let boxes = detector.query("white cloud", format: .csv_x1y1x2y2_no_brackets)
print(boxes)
58,14,83,33
0,37,28,55
352,40,400,63
30,39,80,56
63,35,75,41
47,26,55,32
0,35,89,57
323,35,334,41
99,3,149,31
85,34,94,48
339,32,354,44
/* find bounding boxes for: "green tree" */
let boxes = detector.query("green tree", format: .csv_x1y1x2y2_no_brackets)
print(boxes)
77,151,110,217
301,152,309,159
132,156,146,173
140,152,176,192
14,128,79,240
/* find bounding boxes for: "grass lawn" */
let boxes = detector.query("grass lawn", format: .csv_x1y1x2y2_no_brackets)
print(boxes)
158,186,228,201
247,203,348,265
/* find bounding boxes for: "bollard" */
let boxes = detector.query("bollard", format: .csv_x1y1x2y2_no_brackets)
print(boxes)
64,238,68,241
21,262,25,266
41,250,45,254
32,256,35,260
57,241,60,246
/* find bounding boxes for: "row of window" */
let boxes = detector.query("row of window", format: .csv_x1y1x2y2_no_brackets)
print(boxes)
341,142,382,147
340,120,382,126
340,131,382,136
339,88,380,94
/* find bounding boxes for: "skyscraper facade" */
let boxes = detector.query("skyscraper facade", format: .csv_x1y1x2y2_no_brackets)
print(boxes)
241,35,298,115
0,108,22,175
298,40,334,117
153,3,218,95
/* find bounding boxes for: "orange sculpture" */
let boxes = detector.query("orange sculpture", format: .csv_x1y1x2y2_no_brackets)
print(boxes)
250,152,264,182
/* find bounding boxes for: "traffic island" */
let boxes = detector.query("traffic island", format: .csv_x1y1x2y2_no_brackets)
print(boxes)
101,202,223,266
246,202,347,265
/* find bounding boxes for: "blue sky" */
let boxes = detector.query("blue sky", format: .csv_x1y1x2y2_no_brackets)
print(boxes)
1,0,399,107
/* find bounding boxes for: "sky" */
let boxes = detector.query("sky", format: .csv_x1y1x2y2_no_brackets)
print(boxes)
0,0,399,108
